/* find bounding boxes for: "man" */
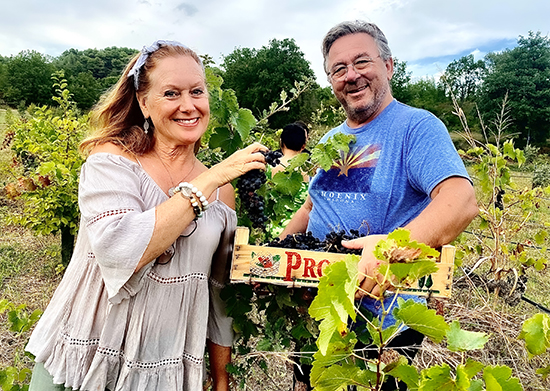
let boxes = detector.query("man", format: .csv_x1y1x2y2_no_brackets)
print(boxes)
281,20,478,390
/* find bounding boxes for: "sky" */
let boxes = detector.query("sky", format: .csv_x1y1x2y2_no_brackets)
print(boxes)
1,0,549,87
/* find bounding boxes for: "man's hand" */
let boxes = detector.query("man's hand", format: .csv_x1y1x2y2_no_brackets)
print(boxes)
342,235,390,299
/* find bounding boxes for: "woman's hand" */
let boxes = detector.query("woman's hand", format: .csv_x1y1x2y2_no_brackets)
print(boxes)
209,142,268,186
342,235,390,299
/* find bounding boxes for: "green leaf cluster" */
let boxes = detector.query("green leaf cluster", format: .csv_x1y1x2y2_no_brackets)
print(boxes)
6,72,86,265
519,313,550,358
0,366,32,391
0,299,42,334
310,133,356,172
306,230,520,391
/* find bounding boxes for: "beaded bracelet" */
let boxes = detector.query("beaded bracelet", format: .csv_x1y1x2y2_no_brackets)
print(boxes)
172,182,209,218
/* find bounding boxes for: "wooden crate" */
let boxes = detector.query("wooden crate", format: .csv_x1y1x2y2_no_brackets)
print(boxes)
230,227,455,298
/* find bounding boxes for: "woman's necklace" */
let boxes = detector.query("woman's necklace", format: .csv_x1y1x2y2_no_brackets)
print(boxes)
153,150,196,197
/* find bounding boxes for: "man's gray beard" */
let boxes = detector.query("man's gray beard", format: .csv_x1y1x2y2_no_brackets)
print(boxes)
339,84,390,126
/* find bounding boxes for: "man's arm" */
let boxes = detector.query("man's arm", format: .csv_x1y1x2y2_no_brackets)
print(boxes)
279,195,313,238
403,176,478,247
344,176,478,297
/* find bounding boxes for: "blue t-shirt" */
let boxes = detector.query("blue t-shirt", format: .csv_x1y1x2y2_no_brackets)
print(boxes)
307,100,470,326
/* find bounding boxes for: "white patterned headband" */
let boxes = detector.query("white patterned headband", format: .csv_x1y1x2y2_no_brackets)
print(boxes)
127,40,202,90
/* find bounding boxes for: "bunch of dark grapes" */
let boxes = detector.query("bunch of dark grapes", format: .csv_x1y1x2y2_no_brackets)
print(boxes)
261,150,282,166
236,150,283,229
268,229,363,255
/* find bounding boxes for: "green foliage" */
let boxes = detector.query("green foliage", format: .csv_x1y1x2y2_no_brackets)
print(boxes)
310,133,356,172
456,95,549,279
394,299,449,344
441,54,486,102
0,366,31,391
532,163,550,188
307,231,522,391
5,72,86,265
205,68,257,158
519,313,550,357
446,321,490,353
309,86,346,130
221,38,318,128
0,299,42,333
391,58,413,103
3,50,56,107
0,299,40,391
222,133,360,386
309,255,359,355
479,31,550,145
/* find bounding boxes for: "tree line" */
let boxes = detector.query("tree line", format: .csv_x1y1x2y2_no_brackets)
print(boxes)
1,31,549,145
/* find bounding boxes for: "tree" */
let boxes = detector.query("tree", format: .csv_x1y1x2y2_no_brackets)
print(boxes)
390,58,413,104
479,31,550,145
221,38,317,128
0,55,7,103
54,47,138,80
54,47,138,109
3,50,56,106
441,54,486,102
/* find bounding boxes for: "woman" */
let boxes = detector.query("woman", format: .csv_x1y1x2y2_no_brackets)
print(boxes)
26,40,267,390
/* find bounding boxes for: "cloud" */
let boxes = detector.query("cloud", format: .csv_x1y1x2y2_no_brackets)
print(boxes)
0,0,548,87
175,2,199,16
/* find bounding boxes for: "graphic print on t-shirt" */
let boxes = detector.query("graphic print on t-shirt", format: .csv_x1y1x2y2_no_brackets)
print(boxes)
312,143,380,193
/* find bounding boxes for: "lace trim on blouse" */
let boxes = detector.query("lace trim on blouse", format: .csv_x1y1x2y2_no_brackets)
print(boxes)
60,334,204,367
61,331,100,347
147,270,207,285
86,208,135,227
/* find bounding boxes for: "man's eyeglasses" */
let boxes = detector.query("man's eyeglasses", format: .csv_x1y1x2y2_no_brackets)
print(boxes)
328,55,381,82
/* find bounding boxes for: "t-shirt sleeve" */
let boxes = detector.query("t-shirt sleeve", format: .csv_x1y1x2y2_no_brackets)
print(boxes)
78,154,156,303
405,113,471,195
207,206,237,347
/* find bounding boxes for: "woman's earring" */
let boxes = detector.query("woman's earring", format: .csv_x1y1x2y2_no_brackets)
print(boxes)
144,118,150,134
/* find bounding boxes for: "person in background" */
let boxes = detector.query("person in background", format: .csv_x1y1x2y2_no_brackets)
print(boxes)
272,121,310,181
281,20,478,390
26,40,268,391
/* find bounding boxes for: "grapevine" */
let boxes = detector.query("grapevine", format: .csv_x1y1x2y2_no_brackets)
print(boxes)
235,150,282,228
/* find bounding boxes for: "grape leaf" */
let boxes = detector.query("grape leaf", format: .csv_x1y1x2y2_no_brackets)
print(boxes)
311,361,376,391
233,108,256,141
272,170,304,196
309,256,359,355
482,365,522,391
387,361,419,391
393,298,449,343
374,229,440,261
208,126,242,155
384,261,439,284
365,323,399,348
419,364,460,391
519,313,550,357
312,330,356,368
446,321,490,352
536,365,550,379
461,359,484,379
285,152,309,172
468,380,484,391
311,133,356,171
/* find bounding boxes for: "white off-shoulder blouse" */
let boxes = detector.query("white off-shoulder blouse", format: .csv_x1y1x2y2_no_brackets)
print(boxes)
26,153,236,391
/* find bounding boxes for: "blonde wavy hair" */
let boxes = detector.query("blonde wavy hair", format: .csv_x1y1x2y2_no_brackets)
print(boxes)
80,43,204,156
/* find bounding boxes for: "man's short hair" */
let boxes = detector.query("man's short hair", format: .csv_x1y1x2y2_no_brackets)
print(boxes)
280,122,308,152
321,20,392,73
